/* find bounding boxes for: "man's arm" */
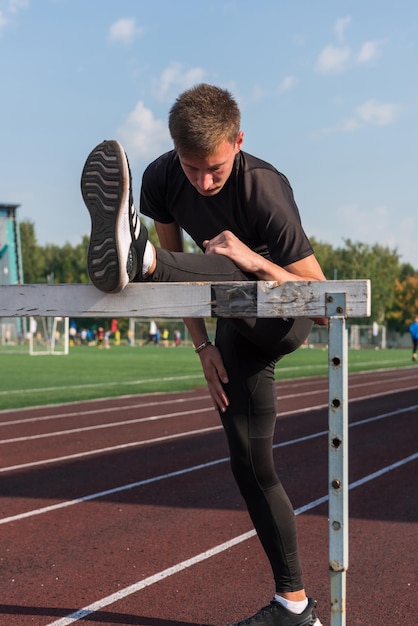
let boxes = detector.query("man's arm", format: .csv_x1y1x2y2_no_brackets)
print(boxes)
154,220,183,250
282,254,326,282
154,221,230,412
203,230,325,282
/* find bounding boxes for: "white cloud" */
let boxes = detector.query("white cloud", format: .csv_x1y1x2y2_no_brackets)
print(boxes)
154,62,206,101
108,18,143,45
316,17,385,75
334,16,351,43
356,40,385,65
0,0,28,35
8,0,29,14
278,75,298,93
345,99,399,129
314,16,352,74
0,11,9,34
318,99,400,135
116,101,171,162
315,44,351,74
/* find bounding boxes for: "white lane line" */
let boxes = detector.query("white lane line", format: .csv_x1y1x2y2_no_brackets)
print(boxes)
1,381,417,446
0,395,208,425
45,451,418,626
1,401,417,475
0,431,326,525
0,402,340,473
0,407,214,444
0,456,227,525
1,405,417,525
0,425,223,475
0,388,323,429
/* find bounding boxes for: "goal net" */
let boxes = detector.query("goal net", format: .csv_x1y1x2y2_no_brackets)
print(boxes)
349,323,387,350
127,318,193,347
28,316,69,356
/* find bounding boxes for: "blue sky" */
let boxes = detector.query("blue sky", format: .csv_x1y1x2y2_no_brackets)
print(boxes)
1,0,417,270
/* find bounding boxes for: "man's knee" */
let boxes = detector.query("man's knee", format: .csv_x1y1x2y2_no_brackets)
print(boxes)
230,440,279,492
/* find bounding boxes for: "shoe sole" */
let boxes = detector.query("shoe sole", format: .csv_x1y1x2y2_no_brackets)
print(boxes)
81,140,131,292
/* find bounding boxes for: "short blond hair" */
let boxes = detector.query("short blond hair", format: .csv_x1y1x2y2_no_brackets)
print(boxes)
168,84,241,157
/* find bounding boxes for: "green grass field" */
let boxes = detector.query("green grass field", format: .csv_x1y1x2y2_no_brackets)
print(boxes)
0,344,414,411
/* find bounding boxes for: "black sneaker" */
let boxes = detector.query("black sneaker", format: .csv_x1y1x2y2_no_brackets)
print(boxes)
227,598,322,626
81,139,148,292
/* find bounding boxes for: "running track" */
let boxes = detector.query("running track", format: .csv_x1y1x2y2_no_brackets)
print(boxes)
0,367,417,626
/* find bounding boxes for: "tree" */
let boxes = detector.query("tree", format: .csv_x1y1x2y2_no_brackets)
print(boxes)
398,262,417,282
43,238,90,284
386,275,418,331
359,242,400,324
310,237,402,323
19,220,46,283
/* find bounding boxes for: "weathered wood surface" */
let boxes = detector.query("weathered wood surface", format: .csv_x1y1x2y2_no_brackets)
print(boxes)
0,280,370,319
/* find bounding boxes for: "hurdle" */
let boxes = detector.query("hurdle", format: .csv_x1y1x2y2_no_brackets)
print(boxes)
0,279,371,626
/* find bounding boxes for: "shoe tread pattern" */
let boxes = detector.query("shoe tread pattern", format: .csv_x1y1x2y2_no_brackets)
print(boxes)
81,141,126,292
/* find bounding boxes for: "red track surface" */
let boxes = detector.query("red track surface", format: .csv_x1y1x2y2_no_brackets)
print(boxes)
0,367,417,626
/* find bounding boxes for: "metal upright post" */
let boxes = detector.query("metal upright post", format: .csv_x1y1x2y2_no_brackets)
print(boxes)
326,292,349,626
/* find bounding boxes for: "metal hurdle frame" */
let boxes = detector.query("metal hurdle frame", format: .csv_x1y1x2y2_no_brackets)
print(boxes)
0,279,371,626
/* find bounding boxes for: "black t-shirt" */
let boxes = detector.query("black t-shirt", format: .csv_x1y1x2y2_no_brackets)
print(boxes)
140,150,313,267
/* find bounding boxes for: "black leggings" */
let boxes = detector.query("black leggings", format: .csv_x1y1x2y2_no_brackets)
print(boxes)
149,249,313,592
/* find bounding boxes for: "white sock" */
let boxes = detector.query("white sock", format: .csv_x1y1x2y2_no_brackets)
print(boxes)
275,594,308,614
142,241,154,276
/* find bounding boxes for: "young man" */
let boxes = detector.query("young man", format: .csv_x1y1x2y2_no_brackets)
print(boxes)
81,84,325,626
409,316,418,361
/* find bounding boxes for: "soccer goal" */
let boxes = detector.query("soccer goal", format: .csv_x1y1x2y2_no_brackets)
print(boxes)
28,316,69,356
128,318,192,347
349,323,387,350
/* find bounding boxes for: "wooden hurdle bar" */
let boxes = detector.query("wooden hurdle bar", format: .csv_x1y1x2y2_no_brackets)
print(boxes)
0,279,371,626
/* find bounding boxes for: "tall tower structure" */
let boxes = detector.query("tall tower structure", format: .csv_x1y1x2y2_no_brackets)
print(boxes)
0,203,24,285
0,203,24,341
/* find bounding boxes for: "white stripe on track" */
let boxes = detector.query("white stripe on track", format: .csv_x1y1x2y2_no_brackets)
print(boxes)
0,425,223,475
45,451,418,626
1,405,417,525
1,402,417,477
0,395,208,425
1,382,417,448
0,406,214,444
0,431,326,525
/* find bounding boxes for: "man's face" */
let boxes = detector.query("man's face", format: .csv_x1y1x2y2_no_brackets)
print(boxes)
179,132,243,197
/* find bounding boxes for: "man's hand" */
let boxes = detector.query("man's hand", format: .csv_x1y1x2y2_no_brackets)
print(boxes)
198,344,229,413
203,230,261,274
